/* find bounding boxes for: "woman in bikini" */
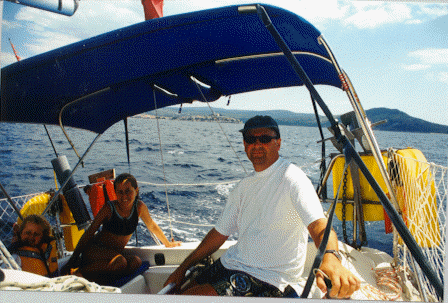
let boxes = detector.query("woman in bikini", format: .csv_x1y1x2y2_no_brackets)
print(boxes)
61,173,181,284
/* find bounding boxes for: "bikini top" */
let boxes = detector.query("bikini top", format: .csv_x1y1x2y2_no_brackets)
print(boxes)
102,200,139,236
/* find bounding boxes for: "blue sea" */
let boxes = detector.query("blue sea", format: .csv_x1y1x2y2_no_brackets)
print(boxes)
1,118,447,256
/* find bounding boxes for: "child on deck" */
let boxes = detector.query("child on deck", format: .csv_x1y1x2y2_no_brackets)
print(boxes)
61,173,181,284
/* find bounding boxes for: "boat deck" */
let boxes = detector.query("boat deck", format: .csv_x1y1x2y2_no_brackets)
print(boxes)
118,240,397,299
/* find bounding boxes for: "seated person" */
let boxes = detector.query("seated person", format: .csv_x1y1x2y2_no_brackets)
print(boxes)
6,214,58,277
61,173,181,284
165,116,360,298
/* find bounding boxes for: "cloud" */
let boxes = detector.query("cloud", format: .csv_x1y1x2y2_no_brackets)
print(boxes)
2,19,21,31
77,1,143,30
3,1,144,60
164,0,348,29
15,5,68,29
275,0,348,23
437,72,448,85
343,2,413,29
406,49,448,84
25,31,80,55
341,2,448,29
402,64,431,71
1,52,18,66
408,49,448,65
405,19,422,25
419,5,448,17
175,0,448,30
423,71,448,85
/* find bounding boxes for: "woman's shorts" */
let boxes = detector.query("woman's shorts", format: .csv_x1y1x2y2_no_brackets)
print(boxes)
195,259,284,297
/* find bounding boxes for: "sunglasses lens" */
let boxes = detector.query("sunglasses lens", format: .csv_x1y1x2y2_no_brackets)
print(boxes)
259,136,272,144
244,136,256,144
244,135,276,144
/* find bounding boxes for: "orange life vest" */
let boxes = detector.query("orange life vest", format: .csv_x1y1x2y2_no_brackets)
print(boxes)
88,179,117,217
16,240,58,277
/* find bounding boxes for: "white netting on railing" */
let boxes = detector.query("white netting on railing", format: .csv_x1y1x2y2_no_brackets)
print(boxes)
389,150,447,302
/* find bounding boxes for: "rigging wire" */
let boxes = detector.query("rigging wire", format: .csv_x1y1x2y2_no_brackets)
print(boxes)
190,76,248,176
152,87,175,241
44,125,59,158
146,77,252,236
123,118,137,243
310,93,327,199
123,118,132,173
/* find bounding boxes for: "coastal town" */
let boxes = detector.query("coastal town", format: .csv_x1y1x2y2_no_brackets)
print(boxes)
135,113,242,124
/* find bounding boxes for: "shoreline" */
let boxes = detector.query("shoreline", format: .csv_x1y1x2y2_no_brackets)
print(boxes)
134,113,242,124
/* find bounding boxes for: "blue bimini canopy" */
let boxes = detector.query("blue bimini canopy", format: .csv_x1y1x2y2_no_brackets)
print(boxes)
1,3,343,134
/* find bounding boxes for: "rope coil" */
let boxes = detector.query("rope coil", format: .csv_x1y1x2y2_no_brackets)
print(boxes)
0,274,120,293
356,266,403,301
375,266,403,299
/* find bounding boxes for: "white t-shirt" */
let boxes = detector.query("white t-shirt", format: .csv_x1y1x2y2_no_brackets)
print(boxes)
215,157,325,292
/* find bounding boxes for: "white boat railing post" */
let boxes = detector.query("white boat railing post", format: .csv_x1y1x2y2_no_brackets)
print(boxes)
0,239,20,270
157,283,175,295
156,269,192,295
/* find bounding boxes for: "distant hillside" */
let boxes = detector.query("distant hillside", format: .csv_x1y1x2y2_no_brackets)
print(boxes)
149,107,325,127
363,108,448,134
147,107,448,134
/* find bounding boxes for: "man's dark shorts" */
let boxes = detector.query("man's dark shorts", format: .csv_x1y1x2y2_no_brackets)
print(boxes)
195,259,284,297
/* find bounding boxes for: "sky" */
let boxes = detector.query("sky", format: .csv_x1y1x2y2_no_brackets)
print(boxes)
1,0,447,125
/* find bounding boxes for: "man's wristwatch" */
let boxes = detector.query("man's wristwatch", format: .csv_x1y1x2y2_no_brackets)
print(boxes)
325,250,342,261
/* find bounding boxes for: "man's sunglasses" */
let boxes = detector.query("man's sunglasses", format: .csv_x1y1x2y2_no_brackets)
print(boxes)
244,135,279,144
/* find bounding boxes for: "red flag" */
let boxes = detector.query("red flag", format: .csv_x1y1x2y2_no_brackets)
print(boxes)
141,0,163,20
9,38,21,61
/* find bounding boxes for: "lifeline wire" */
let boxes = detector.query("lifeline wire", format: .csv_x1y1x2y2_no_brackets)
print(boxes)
151,214,214,228
139,180,240,187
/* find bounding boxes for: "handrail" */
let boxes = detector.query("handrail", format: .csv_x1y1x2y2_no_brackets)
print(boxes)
58,87,110,166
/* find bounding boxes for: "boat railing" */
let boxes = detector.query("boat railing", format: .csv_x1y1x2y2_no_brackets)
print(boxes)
390,152,447,302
